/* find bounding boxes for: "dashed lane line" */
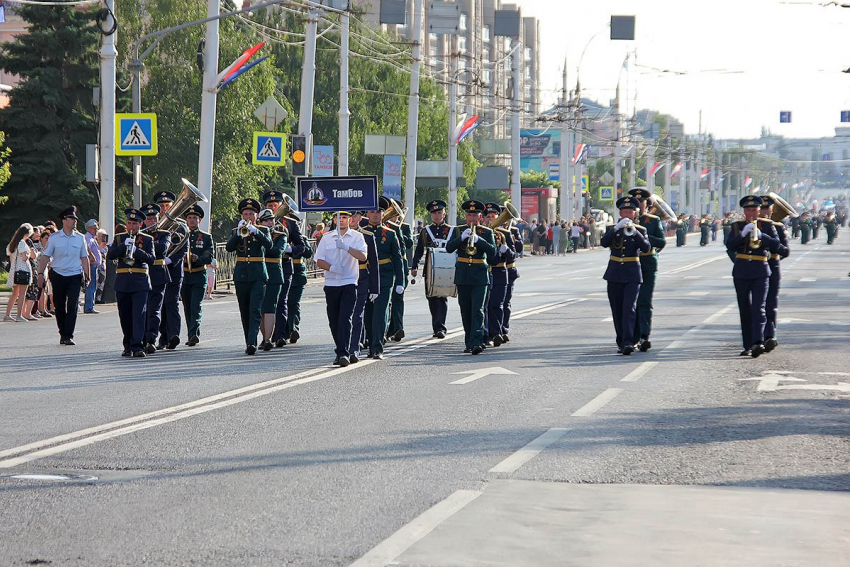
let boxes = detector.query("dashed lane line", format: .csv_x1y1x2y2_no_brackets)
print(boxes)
488,428,570,474
571,388,624,417
621,361,659,382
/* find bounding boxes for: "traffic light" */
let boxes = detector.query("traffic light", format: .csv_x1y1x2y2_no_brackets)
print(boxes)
291,135,307,177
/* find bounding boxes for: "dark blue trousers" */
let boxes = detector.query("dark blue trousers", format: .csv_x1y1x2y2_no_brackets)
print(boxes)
734,277,769,349
145,284,166,346
765,265,781,340
158,279,182,345
427,296,448,334
272,274,293,342
325,284,356,359
607,281,640,349
117,290,148,353
349,279,370,356
488,274,509,339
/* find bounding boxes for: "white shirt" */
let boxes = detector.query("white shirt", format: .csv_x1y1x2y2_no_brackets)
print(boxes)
314,228,367,287
42,230,87,276
570,225,581,238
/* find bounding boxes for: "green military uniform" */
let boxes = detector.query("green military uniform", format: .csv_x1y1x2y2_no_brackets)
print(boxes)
628,188,667,351
387,218,413,341
225,198,272,354
825,214,838,244
699,217,711,246
180,204,214,345
262,228,289,314
676,217,687,246
363,221,404,358
445,200,497,355
722,215,735,244
285,242,313,340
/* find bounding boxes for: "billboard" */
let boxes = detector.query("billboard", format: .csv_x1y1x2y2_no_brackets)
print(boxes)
520,129,561,177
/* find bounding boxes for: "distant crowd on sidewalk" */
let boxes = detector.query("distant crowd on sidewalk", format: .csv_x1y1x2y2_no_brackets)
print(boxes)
513,216,601,256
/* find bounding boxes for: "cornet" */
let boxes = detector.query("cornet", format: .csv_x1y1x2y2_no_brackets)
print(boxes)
465,221,478,256
621,219,636,236
747,221,761,249
238,221,253,238
124,231,137,266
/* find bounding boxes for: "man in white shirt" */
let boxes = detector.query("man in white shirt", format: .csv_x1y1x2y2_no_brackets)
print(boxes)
314,211,368,366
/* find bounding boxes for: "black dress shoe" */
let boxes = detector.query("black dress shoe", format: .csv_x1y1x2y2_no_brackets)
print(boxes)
122,350,131,357
167,335,180,350
471,345,484,355
187,336,199,347
501,334,510,343
622,345,634,355
274,339,286,348
64,338,76,346
392,330,405,342
155,343,166,350
751,344,765,358
639,338,652,352
740,349,752,356
144,343,156,355
338,356,350,367
484,340,493,348
371,353,384,360
246,345,257,355
261,340,273,351
349,354,359,364
493,335,503,347
133,351,146,358
289,330,300,344
434,331,446,339
617,347,624,354
333,357,341,366
59,338,67,345
764,338,778,352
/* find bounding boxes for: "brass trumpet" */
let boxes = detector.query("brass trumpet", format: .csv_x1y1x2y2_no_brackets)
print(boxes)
747,221,761,249
621,219,636,236
239,221,253,238
124,231,137,266
465,221,478,255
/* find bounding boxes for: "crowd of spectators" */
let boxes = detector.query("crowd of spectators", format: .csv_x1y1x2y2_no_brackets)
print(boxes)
516,216,601,256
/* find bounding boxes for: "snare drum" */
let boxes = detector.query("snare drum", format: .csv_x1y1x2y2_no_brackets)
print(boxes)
425,248,457,298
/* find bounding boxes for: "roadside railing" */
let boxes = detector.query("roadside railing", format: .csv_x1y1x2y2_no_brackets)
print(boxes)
214,238,321,290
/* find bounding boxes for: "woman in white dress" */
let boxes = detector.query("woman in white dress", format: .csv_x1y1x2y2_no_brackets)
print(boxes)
4,223,35,322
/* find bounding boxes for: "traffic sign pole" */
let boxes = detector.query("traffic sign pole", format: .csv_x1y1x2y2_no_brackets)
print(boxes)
403,0,423,225
196,0,221,232
338,9,350,177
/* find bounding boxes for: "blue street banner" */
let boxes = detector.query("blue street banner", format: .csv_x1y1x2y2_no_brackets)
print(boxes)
297,176,379,212
842,111,850,123
382,155,403,200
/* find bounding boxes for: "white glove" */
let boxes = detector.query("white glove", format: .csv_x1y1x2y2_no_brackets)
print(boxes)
369,293,379,302
335,238,349,251
499,244,508,254
741,223,753,236
462,228,472,241
124,238,134,246
615,219,629,230
165,257,172,265
247,224,258,234
237,219,247,228
284,244,292,254
394,285,404,295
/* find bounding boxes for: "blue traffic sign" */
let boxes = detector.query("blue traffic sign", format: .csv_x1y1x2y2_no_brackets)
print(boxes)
599,186,614,201
842,111,850,123
548,163,560,181
779,111,791,124
252,132,286,166
297,176,378,212
115,113,157,156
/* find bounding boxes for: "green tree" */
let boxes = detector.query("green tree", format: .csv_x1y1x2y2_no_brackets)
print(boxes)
0,5,99,244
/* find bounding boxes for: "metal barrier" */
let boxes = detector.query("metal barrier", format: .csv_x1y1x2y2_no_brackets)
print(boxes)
214,238,320,290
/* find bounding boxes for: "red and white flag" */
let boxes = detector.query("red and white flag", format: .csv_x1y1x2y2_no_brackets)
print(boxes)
650,161,664,176
700,167,711,179
744,176,753,188
573,143,588,164
670,162,683,179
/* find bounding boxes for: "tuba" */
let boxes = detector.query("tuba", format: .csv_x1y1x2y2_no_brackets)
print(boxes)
154,178,208,256
647,195,676,222
382,198,404,225
491,201,520,231
273,194,300,225
768,191,798,222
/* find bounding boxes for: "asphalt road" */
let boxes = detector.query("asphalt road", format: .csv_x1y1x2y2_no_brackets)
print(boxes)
1,232,848,566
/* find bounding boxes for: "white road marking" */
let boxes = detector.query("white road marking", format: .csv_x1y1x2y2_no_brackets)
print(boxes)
687,291,710,296
621,361,659,382
740,375,850,393
600,316,613,322
800,278,817,282
664,340,684,350
665,254,726,275
450,367,517,385
488,428,570,473
571,388,623,417
349,489,482,567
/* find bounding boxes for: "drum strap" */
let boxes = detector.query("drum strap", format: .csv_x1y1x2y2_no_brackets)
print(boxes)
425,225,447,249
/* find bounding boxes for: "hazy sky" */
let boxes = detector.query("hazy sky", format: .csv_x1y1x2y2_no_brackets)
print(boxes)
513,0,850,140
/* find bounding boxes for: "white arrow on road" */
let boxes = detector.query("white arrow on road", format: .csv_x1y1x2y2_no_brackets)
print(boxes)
776,383,850,393
450,367,518,385
777,317,811,324
739,374,807,392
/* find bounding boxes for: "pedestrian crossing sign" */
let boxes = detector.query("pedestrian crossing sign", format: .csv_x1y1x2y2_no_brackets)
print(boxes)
600,186,614,201
115,113,158,156
252,132,286,166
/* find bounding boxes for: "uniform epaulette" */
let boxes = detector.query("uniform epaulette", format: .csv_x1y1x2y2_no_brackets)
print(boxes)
477,225,493,233
273,230,287,237
359,228,374,236
643,213,659,219
115,232,127,239
138,231,153,239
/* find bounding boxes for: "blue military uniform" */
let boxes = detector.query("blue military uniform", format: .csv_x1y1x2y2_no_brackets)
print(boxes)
349,215,380,361
154,190,187,350
384,197,413,343
259,207,288,351
629,188,666,352
601,197,651,355
483,203,514,348
180,204,214,345
225,198,273,354
800,214,812,244
726,195,787,358
760,197,791,353
410,199,453,338
140,203,172,354
502,223,523,341
107,208,156,357
824,213,838,244
363,215,404,359
699,216,711,246
445,200,497,355
285,229,313,343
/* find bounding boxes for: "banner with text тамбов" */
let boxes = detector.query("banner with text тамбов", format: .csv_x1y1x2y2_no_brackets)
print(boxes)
297,176,378,212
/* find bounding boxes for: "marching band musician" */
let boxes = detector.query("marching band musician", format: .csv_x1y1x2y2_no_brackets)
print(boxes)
628,188,666,352
759,196,790,353
445,200,496,355
699,214,711,246
257,208,288,351
284,229,313,345
180,205,214,347
362,205,404,360
601,197,651,355
348,210,380,363
384,197,413,343
484,202,515,348
140,203,171,355
154,190,187,351
314,210,368,367
410,199,452,339
502,218,523,343
726,195,787,358
675,214,687,247
825,212,838,244
107,208,156,358
226,198,272,355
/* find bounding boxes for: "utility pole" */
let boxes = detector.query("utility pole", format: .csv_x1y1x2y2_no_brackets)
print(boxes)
646,143,655,193
447,34,459,225
99,0,116,233
338,8,350,176
559,62,570,221
510,36,522,211
574,80,583,221
196,0,221,231
403,0,423,223
629,137,636,190
664,118,671,206
613,82,621,198
299,7,320,172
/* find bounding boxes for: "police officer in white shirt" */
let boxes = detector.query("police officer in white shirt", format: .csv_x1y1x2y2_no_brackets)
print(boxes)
314,211,368,366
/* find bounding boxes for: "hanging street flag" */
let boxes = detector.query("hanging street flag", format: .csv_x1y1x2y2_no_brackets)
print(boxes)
219,56,268,91
744,176,753,188
700,167,711,179
670,161,683,179
573,143,589,164
215,41,265,90
650,161,664,176
455,114,481,143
